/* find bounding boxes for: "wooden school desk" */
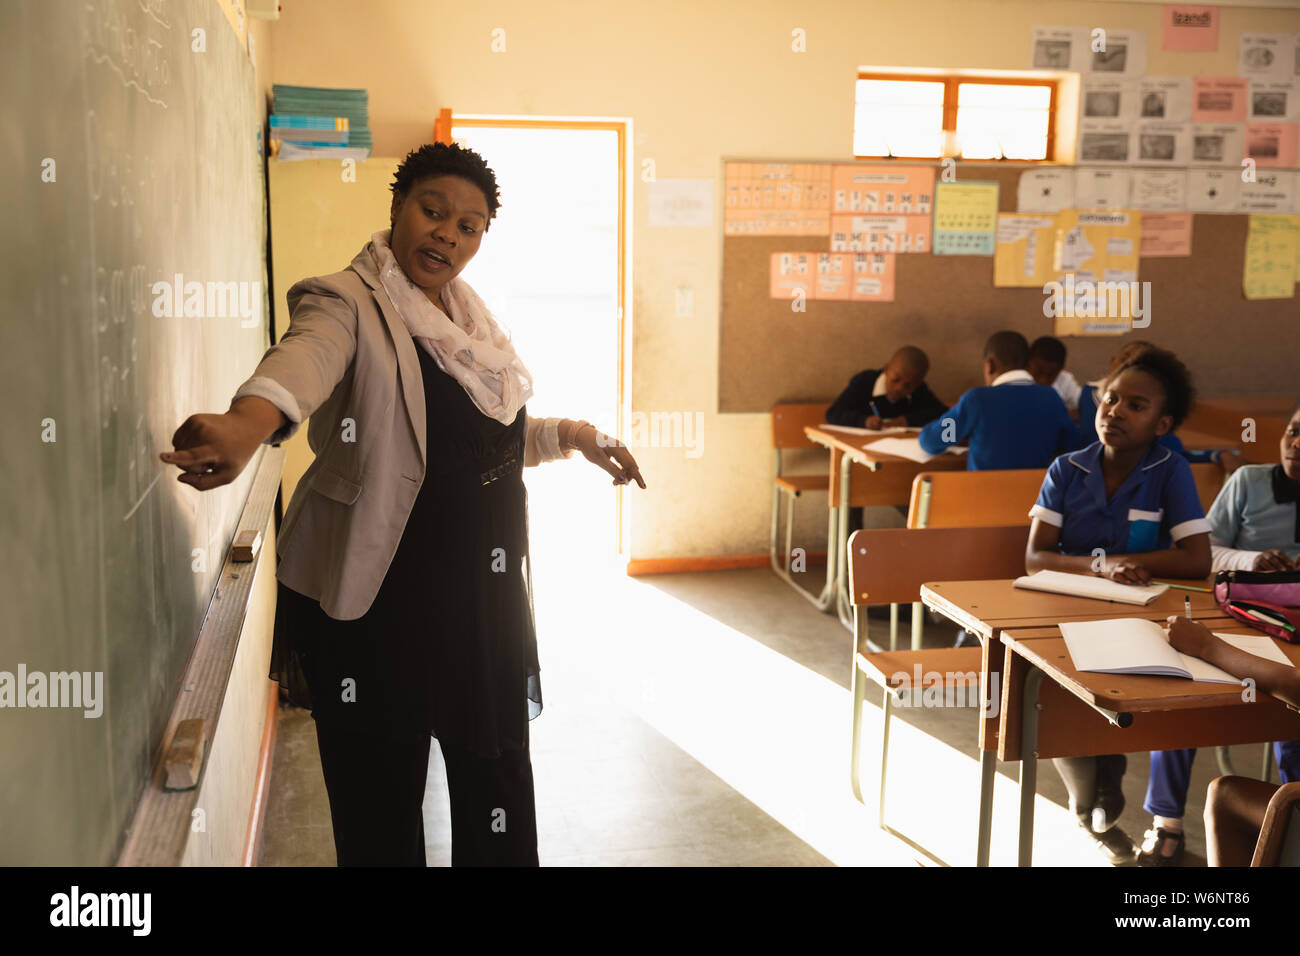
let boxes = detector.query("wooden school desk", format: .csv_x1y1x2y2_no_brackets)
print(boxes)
1001,618,1300,866
804,425,965,628
1186,396,1296,464
919,577,1223,866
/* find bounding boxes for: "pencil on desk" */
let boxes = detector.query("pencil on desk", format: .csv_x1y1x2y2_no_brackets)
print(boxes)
1152,581,1212,593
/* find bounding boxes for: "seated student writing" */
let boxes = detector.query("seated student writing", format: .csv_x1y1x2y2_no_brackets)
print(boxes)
1028,335,1082,415
1025,346,1213,863
918,330,1078,470
1078,341,1234,469
1164,618,1300,867
1137,399,1300,867
826,345,947,429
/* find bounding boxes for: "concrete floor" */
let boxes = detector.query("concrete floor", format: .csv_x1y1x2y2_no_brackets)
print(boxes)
257,562,1265,867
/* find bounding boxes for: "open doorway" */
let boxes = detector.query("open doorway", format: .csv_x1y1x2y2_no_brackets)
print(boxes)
450,118,628,573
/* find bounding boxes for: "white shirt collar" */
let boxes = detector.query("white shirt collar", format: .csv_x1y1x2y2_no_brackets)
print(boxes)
991,369,1035,387
872,372,888,398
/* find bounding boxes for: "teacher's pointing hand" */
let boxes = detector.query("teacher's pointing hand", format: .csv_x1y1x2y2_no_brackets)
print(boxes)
574,423,646,489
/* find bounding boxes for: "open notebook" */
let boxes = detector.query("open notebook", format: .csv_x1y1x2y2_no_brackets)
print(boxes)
821,424,915,436
1060,618,1293,682
1014,570,1168,605
862,436,968,464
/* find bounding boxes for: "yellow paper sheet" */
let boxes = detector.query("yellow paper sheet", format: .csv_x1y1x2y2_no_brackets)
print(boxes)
1049,210,1144,336
994,214,1057,287
1243,215,1300,300
933,181,1000,255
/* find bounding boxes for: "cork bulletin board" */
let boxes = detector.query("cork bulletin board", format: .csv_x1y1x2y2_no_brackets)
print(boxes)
718,159,1297,413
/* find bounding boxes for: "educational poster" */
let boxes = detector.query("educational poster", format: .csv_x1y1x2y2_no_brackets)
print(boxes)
723,162,831,236
994,214,1057,286
1162,5,1218,53
1031,25,1087,71
1131,169,1188,210
1140,212,1194,257
1193,77,1249,123
1238,33,1300,80
1187,169,1241,212
1051,210,1143,335
933,181,1000,255
1087,29,1148,77
1242,215,1299,300
830,164,934,215
1240,171,1297,213
813,253,851,301
1018,168,1074,212
1081,77,1139,121
768,251,896,302
769,252,813,299
1138,76,1194,121
1135,122,1191,165
1189,123,1246,166
1246,123,1300,168
1249,81,1299,122
1074,168,1132,208
830,213,931,253
850,253,896,302
1078,123,1133,164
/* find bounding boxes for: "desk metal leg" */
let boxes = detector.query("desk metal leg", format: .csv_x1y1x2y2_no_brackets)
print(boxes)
1017,666,1045,867
977,749,996,867
911,601,924,650
835,454,855,629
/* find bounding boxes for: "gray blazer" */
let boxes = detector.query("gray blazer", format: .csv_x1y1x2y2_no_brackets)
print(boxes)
234,244,570,620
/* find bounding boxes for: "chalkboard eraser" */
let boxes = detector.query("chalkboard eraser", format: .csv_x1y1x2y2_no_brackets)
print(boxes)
163,718,207,792
232,529,262,563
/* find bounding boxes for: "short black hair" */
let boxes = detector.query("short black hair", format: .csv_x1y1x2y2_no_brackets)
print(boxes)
1029,336,1067,366
1110,347,1195,429
390,142,501,229
983,330,1030,370
890,345,930,377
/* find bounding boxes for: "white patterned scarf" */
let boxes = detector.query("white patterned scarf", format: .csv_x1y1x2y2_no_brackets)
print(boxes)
367,228,534,425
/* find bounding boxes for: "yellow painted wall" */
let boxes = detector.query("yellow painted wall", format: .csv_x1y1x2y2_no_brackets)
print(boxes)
260,0,1300,561
267,158,399,504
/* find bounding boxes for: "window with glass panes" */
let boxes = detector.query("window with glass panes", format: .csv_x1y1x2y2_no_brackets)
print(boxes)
854,74,1057,162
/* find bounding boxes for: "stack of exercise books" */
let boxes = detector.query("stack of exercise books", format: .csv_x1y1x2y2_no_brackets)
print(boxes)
270,84,372,161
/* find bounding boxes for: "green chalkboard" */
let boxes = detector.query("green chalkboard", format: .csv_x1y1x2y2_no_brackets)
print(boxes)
0,0,269,864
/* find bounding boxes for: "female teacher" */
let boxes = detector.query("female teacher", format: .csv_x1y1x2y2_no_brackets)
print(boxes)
160,142,646,867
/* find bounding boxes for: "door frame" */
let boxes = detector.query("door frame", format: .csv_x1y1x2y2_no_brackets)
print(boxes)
451,115,633,557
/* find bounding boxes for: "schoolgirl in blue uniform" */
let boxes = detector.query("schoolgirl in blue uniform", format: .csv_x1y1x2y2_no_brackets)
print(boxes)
1025,347,1212,863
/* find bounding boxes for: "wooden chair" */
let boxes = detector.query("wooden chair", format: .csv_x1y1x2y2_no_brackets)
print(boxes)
770,403,832,607
1253,782,1300,866
847,525,1030,863
1189,462,1225,514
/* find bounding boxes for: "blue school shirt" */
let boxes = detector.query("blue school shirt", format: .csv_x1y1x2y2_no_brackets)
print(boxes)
1028,441,1212,555
918,370,1078,471
1077,382,1218,464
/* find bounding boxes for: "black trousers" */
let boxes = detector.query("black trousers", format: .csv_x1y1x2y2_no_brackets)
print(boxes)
311,716,540,867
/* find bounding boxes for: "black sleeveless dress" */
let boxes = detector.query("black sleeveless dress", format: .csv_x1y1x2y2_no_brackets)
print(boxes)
270,343,542,760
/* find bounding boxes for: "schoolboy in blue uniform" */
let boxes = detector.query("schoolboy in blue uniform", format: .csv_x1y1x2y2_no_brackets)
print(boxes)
1025,347,1212,863
919,330,1078,469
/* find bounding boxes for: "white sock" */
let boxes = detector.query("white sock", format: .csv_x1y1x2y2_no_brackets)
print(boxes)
1154,815,1183,833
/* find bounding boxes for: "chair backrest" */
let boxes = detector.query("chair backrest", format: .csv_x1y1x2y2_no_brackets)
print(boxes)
847,525,1031,607
1188,462,1224,514
907,469,1046,529
1252,781,1300,866
771,403,831,450
907,463,1226,528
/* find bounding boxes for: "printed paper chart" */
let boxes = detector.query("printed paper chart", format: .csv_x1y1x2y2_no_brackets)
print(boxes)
724,162,832,236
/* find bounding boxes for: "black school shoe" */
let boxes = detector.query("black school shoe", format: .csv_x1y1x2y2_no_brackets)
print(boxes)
1077,819,1137,865
1137,827,1186,867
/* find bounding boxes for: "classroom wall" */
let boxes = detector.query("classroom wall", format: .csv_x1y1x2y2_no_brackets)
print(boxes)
262,0,1300,563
